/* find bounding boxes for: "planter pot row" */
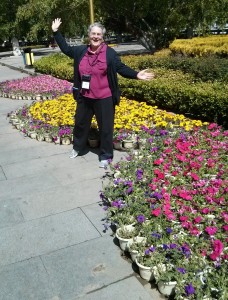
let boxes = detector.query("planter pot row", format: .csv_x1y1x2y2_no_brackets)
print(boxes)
115,228,220,298
1,92,52,101
115,225,177,297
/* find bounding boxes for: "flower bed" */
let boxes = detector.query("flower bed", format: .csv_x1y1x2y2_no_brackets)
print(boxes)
7,93,206,145
101,123,228,299
0,75,73,100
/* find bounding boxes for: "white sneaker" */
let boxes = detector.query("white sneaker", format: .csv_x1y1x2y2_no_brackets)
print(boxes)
99,160,109,168
69,149,79,159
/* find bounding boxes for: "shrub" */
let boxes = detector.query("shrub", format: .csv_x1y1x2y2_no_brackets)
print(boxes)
169,35,228,58
33,52,228,127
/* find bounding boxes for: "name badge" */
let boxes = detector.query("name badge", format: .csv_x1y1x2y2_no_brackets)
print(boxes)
82,74,91,90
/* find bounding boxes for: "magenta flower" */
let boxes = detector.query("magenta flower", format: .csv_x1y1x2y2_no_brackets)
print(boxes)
210,240,223,261
151,207,161,217
205,226,217,236
223,225,228,231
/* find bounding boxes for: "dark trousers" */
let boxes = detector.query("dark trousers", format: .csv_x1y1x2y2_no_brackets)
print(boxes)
73,96,115,161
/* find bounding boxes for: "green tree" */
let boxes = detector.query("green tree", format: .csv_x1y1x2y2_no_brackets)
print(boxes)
96,0,228,50
0,0,25,43
15,0,91,42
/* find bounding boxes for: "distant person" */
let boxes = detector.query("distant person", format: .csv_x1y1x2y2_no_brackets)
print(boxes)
52,18,155,168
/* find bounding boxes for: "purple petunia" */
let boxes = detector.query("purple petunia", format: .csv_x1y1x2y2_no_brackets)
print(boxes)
169,243,177,249
185,283,195,296
145,249,151,255
150,147,159,152
126,187,133,194
151,192,163,200
159,129,168,136
163,244,169,250
149,246,156,252
137,214,146,223
152,232,161,239
166,227,173,234
177,267,186,274
136,169,143,180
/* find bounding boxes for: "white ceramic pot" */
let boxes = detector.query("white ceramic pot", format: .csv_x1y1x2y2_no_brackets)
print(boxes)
113,141,123,150
130,249,139,262
129,236,146,262
44,134,52,143
37,134,45,142
123,139,134,149
135,258,155,282
115,229,133,251
61,137,71,145
30,132,37,139
115,224,135,251
151,263,167,281
157,280,177,296
53,136,61,144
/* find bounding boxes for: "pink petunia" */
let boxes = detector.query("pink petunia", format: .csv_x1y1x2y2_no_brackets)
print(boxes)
151,207,161,217
179,191,193,201
208,123,218,130
154,169,165,180
181,221,192,229
201,249,207,257
205,226,217,235
194,216,202,224
201,208,210,214
223,225,228,231
190,172,199,181
153,158,164,165
180,216,188,222
209,240,223,261
190,227,200,236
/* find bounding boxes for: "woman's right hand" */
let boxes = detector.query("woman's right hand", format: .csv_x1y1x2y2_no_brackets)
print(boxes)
52,18,62,32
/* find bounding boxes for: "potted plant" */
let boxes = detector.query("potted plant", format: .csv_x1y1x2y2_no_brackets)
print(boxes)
113,130,123,150
59,126,72,145
115,224,140,251
128,236,147,262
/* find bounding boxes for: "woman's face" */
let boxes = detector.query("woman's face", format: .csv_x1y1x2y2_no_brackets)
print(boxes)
89,26,104,50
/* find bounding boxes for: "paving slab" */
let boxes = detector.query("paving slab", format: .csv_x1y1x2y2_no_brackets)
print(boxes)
2,152,86,179
0,144,68,166
0,199,24,229
18,179,103,220
72,276,153,300
41,235,136,300
0,208,100,266
0,130,41,152
0,172,60,201
0,167,6,181
81,202,111,236
0,65,30,81
0,257,53,300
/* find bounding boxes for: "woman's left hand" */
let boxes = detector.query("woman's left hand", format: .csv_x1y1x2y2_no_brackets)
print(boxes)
137,69,155,80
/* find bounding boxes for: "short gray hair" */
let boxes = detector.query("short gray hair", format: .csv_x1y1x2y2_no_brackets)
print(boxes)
88,22,106,36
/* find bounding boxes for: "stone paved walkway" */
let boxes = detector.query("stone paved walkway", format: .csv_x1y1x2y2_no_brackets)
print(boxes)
0,49,164,300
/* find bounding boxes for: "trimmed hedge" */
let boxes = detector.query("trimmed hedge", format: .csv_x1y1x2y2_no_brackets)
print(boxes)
122,55,228,83
169,35,228,58
34,53,73,81
119,73,228,126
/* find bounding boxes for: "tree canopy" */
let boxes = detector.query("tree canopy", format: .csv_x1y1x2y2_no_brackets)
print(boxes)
0,0,227,50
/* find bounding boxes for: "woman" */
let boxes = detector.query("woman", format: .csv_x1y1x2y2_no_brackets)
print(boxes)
52,18,154,168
